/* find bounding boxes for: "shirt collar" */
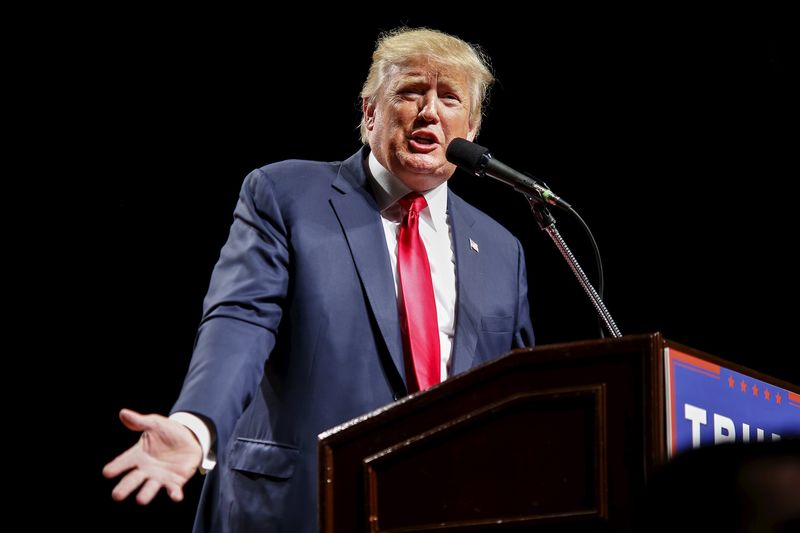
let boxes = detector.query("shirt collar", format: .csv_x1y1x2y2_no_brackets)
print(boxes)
367,151,448,231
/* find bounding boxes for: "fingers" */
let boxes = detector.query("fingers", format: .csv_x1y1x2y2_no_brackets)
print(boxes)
165,482,185,503
105,409,164,478
103,446,136,479
112,473,179,506
119,408,157,433
135,479,164,506
102,460,123,479
106,452,191,504
111,468,147,502
105,408,196,505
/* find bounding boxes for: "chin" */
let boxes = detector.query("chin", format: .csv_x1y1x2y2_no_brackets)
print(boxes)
397,171,448,192
402,153,444,172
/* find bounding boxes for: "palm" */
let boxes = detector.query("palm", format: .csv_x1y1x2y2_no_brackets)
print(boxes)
137,421,201,478
103,409,202,505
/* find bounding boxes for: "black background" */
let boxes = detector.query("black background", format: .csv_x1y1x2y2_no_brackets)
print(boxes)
28,8,796,530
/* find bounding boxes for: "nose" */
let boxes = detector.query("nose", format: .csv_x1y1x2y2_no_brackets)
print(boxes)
418,92,440,124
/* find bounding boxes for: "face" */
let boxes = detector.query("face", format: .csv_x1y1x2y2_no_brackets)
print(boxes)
364,58,478,192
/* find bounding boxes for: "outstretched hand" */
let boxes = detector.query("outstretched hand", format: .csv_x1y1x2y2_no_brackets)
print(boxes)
103,408,203,505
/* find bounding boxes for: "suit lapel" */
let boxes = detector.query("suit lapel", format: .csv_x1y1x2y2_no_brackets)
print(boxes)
328,155,486,386
448,192,482,375
329,150,407,392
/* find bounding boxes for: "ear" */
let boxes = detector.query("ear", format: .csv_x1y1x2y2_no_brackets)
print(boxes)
362,98,376,131
466,122,478,142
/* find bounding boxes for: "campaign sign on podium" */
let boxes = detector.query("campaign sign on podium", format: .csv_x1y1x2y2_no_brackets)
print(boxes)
664,347,799,456
320,335,798,532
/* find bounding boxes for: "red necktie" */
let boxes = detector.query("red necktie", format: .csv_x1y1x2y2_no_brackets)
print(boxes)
397,193,440,392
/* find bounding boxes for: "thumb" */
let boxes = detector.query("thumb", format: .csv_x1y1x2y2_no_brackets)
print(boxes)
119,408,158,433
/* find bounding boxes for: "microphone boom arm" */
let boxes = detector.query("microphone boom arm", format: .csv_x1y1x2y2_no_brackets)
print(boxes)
526,195,623,338
444,137,621,338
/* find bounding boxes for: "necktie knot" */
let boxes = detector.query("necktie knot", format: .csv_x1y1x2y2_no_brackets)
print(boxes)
399,192,427,216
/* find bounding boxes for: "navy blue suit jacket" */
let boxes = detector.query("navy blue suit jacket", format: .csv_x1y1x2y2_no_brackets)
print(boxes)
172,147,534,532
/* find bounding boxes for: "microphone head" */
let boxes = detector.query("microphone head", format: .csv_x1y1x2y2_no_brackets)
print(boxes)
446,138,490,175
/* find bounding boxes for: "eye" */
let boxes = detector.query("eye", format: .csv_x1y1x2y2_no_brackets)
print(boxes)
396,86,424,100
441,92,462,105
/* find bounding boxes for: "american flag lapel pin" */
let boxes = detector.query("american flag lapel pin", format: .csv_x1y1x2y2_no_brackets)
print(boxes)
469,238,479,253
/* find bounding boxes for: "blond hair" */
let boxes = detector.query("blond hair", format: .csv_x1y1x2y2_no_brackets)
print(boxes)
359,27,494,144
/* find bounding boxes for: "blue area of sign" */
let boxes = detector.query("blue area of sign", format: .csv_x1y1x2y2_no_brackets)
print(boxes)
671,356,799,455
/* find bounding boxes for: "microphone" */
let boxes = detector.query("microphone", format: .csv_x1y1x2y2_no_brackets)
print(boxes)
446,138,570,209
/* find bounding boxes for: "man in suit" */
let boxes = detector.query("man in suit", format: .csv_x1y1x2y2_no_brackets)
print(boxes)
104,27,534,532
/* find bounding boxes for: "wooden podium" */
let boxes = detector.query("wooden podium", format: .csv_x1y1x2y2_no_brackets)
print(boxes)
318,333,798,532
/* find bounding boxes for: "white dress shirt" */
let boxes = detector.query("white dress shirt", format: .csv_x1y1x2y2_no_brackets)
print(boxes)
367,151,457,382
173,151,458,472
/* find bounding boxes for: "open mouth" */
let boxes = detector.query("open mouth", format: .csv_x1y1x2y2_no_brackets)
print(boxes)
409,131,440,152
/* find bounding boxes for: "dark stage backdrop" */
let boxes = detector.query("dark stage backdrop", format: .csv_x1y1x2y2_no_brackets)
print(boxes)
38,10,795,532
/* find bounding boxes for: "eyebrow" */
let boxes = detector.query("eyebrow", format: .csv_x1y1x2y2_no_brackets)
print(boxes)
396,73,464,89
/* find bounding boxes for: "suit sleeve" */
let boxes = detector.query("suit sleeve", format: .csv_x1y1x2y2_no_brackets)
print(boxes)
513,238,535,349
171,168,288,452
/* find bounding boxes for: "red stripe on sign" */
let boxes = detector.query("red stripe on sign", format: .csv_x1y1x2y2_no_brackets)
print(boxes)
671,349,721,375
789,392,800,408
673,361,721,380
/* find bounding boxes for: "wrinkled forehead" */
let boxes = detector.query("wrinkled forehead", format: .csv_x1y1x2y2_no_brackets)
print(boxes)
385,57,470,89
